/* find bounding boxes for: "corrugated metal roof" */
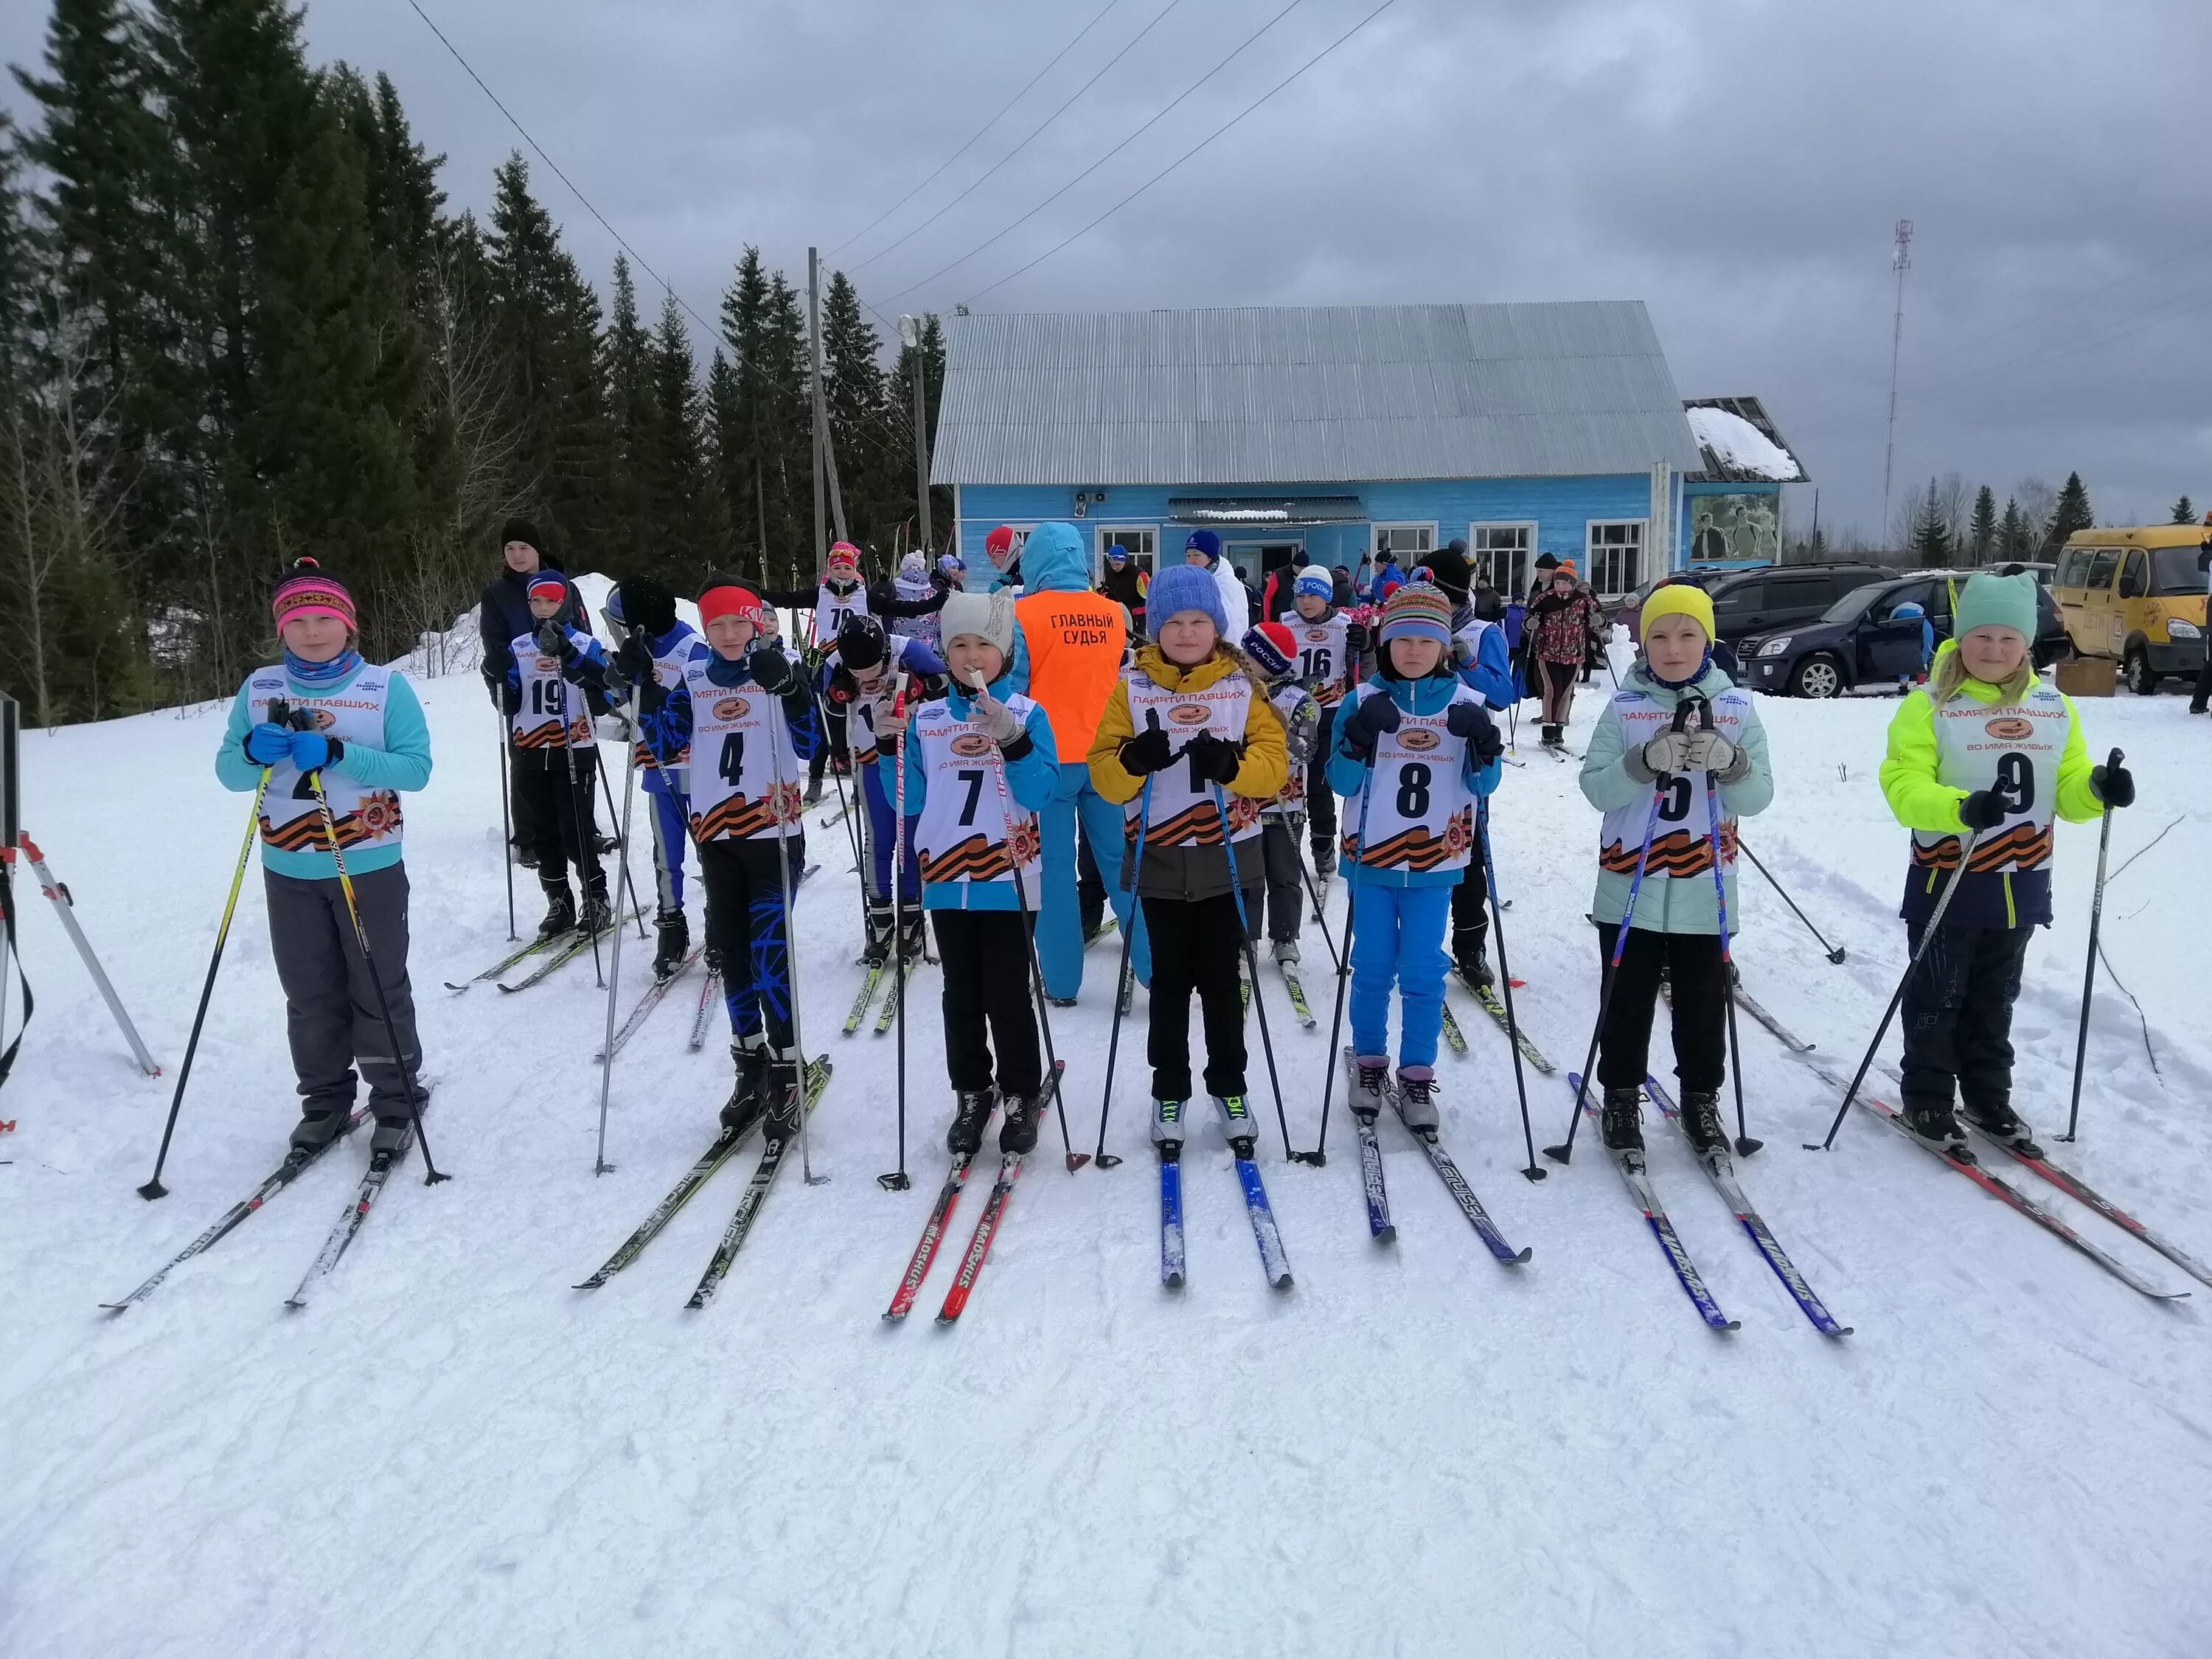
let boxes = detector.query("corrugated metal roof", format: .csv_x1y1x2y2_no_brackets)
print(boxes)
933,302,1705,487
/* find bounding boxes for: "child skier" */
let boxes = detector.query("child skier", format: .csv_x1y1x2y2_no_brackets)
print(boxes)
634,577,821,1135
503,571,615,938
608,577,700,978
1576,583,1773,1155
891,589,1061,1156
1087,565,1287,1153
829,613,947,967
218,558,433,1155
1277,565,1359,876
1877,571,2130,1151
1324,583,1503,1130
1240,622,1321,966
1424,542,1517,992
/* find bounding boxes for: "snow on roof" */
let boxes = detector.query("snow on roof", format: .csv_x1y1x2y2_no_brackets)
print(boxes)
1684,405,1803,481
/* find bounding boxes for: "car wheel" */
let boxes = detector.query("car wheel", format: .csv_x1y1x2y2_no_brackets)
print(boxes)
2123,646,2159,695
1790,653,1845,699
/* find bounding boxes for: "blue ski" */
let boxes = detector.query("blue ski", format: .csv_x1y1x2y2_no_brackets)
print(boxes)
1160,1149,1186,1287
1568,1074,1737,1332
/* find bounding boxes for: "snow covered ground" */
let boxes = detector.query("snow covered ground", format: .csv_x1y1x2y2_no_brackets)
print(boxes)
4,630,2210,1658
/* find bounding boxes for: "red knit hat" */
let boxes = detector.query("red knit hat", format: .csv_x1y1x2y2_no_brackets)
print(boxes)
271,557,356,632
1242,622,1296,678
526,573,569,606
827,541,862,574
984,526,1016,563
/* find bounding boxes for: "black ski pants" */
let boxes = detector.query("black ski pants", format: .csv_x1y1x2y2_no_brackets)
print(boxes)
265,863,422,1119
1899,920,2032,1114
1306,703,1338,853
1594,922,1727,1093
513,746,602,892
1260,818,1304,943
1141,888,1257,1102
1451,860,1491,972
699,833,804,1048
931,908,1043,1098
1077,824,1107,939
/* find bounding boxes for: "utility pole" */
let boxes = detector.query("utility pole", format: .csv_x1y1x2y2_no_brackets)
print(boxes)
1881,218,1913,547
808,246,827,571
900,316,931,554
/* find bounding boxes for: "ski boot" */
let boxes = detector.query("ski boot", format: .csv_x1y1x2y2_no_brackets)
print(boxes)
652,909,691,980
1213,1093,1259,1157
536,880,577,942
1272,937,1301,967
289,1102,353,1154
1352,1054,1389,1123
897,903,927,963
1395,1067,1439,1133
860,901,894,969
946,1089,996,1157
1902,1095,1969,1155
721,1037,770,1134
1311,842,1335,880
577,878,613,935
1047,995,1078,1009
1453,950,1494,994
998,1085,1044,1155
1083,914,1116,947
762,1047,804,1141
1600,1085,1644,1155
1961,1098,2039,1155
369,1109,416,1158
1151,1097,1189,1154
1678,1089,1730,1160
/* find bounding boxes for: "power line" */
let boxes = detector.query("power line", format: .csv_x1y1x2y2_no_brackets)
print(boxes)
826,0,1125,260
878,0,1313,310
964,0,1402,306
846,0,1190,279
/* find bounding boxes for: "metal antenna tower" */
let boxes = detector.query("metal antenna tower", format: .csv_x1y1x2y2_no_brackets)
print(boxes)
1881,218,1914,542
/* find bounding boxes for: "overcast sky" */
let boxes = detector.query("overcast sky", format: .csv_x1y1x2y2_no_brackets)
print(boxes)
7,0,2208,542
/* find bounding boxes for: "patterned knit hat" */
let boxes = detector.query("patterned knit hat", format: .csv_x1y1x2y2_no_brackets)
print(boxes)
271,557,356,633
1378,580,1453,649
940,588,1016,658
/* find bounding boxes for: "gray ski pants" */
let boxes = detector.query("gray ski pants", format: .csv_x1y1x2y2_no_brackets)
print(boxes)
265,863,422,1116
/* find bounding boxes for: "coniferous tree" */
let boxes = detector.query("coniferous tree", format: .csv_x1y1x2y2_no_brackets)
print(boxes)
600,252,652,573
644,286,711,580
1910,477,1953,568
886,310,949,556
719,246,810,588
1969,485,1997,565
821,268,886,558
2173,495,2196,524
1997,497,2027,563
2045,470,2093,552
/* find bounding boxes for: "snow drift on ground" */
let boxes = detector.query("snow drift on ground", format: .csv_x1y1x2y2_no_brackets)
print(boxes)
3,630,2209,1658
1685,406,1803,481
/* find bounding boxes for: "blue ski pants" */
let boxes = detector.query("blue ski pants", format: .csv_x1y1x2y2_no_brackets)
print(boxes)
1349,882,1451,1069
861,749,920,907
1035,763,1148,1001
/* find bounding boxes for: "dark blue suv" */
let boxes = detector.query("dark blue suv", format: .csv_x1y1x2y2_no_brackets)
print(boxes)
1740,571,2069,698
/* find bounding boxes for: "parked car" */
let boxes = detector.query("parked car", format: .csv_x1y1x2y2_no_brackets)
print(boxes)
1613,562,1894,650
1739,571,2070,698
2049,526,2211,694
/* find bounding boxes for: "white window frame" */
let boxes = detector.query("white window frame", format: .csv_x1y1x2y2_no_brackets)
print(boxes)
1468,521,1537,597
1096,524,1159,581
1371,522,1437,563
1585,519,1647,600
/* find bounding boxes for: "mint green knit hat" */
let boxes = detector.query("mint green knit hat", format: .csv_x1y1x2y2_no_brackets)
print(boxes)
1952,571,2038,642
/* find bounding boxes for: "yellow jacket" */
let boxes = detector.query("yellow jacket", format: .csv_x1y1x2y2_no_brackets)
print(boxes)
1088,644,1288,804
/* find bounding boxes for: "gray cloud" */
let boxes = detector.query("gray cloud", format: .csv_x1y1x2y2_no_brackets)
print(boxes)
7,0,2207,538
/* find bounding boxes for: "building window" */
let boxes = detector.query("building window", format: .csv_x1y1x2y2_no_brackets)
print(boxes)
1470,522,1535,597
1098,525,1158,579
1585,520,1646,598
1371,523,1435,563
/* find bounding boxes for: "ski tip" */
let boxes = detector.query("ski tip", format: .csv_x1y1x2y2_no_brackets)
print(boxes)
571,1279,607,1292
1374,1225,1397,1245
1270,1273,1295,1292
882,1308,911,1323
1506,1246,1534,1265
97,1301,132,1314
282,1298,307,1312
1711,1317,1742,1332
1162,1272,1186,1290
1826,1325,1857,1338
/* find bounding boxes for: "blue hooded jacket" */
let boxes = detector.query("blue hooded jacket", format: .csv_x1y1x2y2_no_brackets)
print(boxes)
1326,671,1503,889
996,520,1092,697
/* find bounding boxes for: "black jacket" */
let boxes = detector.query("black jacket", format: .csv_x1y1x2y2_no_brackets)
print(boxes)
479,565,585,692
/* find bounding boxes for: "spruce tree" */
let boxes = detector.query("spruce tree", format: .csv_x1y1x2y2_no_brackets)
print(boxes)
2173,495,2196,524
821,269,886,557
1997,498,2025,562
2045,470,2093,552
644,286,711,581
601,253,653,572
1910,478,1953,568
1969,485,1997,564
719,246,811,586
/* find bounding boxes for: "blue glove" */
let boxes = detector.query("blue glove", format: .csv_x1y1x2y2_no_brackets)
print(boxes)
288,730,345,773
244,723,293,765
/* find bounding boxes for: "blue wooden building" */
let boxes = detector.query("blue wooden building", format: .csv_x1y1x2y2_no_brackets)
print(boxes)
930,301,1714,602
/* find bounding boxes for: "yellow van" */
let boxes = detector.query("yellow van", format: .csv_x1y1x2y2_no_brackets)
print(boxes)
2051,523,2211,694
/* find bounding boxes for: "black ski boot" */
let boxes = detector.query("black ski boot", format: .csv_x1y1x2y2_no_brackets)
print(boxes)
578,879,613,935
1600,1085,1644,1154
897,903,927,963
702,904,723,976
998,1085,1043,1155
369,1110,416,1158
1961,1098,2039,1154
860,901,894,969
652,909,690,980
289,1103,353,1154
721,1039,770,1134
536,881,577,942
762,1048,804,1141
1679,1089,1729,1158
946,1089,996,1156
1902,1095,1969,1155
1453,950,1494,994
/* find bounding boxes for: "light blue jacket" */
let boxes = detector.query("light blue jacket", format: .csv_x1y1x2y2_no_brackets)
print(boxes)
1325,672,1502,889
887,667,1062,911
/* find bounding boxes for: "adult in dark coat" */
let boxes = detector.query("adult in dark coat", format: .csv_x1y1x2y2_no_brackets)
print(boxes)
479,518,585,865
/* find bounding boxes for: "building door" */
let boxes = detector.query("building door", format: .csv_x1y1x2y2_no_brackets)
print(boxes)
1228,542,1303,608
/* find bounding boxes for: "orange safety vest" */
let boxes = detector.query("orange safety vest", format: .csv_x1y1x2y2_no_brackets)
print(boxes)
1015,588,1127,763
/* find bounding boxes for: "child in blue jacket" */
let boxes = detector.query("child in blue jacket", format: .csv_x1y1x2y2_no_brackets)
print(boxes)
1326,582,1503,1130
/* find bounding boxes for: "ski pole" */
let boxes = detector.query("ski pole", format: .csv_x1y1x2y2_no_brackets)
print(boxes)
1806,824,1986,1152
594,753,650,941
1543,701,1691,1166
2060,745,2124,1143
1291,818,1342,974
813,678,872,936
592,712,641,1176
1092,775,1152,1169
495,702,516,941
1211,783,1293,1161
299,765,448,1184
137,771,271,1200
879,686,912,1191
1477,795,1544,1182
1691,698,1761,1158
15,835,161,1076
765,685,826,1185
1301,742,1379,1166
1736,837,1846,964
554,677,606,990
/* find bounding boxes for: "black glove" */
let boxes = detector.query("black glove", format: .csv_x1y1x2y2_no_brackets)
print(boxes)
748,644,793,694
613,631,654,686
1345,621,1371,657
1338,689,1401,752
1447,700,1503,764
535,619,575,662
2091,762,2135,809
500,679,522,717
1958,789,2008,832
1117,708,1175,776
633,672,669,715
1182,730,1242,787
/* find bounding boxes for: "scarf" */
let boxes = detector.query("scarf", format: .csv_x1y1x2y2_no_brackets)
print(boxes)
285,648,361,685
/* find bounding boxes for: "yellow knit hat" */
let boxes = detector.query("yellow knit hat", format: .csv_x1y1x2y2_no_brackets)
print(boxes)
1639,580,1715,643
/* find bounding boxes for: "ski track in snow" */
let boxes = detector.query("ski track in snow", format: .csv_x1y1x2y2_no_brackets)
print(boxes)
4,639,2211,1658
